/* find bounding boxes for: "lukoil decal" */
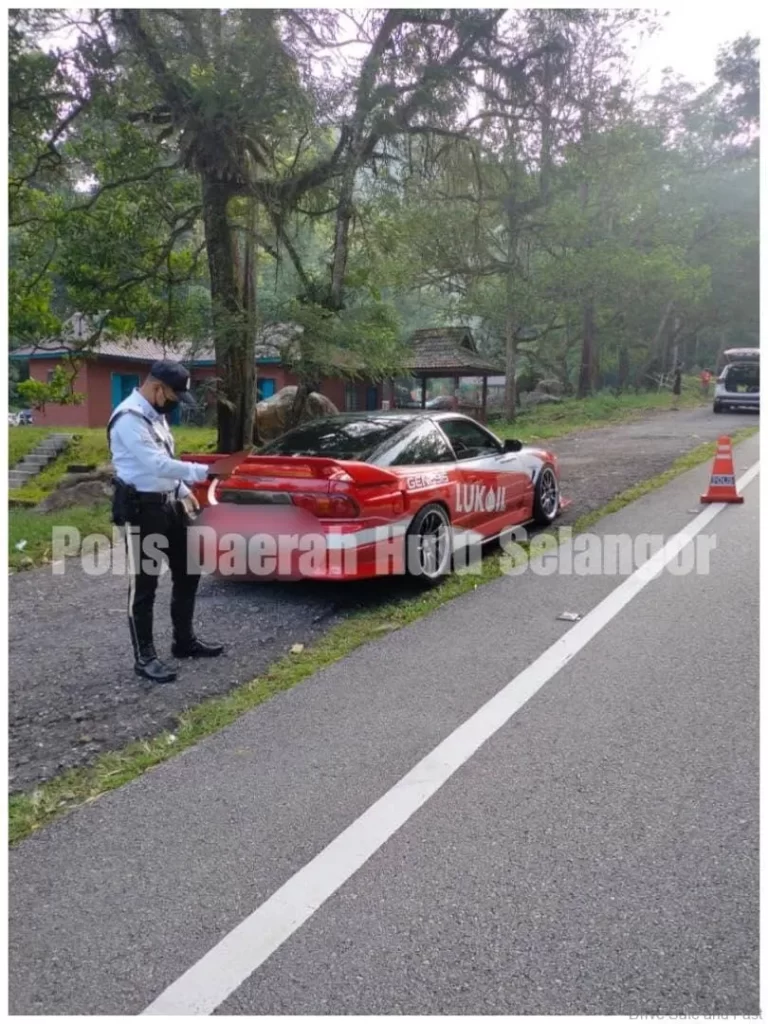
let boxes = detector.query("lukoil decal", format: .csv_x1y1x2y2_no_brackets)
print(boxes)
455,483,507,513
406,470,450,490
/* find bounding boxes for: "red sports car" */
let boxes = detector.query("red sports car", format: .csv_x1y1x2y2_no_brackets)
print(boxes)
182,411,567,584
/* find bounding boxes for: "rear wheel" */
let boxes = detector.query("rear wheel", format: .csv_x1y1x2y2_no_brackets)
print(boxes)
532,465,559,526
405,503,452,586
713,401,724,413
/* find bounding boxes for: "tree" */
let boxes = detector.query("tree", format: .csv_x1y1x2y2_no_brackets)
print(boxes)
11,8,513,447
9,11,759,430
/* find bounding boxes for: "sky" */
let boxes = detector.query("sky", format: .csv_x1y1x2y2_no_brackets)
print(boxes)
628,6,760,91
37,6,761,93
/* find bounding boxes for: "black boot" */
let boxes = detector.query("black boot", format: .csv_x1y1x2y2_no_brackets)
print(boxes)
135,646,178,683
172,636,224,659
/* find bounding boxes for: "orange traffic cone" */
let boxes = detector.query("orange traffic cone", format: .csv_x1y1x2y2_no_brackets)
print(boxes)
701,435,744,504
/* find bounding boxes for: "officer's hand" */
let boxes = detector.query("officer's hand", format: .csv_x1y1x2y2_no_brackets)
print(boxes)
207,449,252,479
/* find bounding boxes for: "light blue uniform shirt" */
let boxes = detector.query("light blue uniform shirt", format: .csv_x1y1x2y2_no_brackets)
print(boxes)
108,389,209,498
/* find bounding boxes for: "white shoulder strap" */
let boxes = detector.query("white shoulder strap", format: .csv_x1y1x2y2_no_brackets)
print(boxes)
107,408,180,497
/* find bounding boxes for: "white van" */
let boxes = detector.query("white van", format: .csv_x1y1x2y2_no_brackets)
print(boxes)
714,348,759,413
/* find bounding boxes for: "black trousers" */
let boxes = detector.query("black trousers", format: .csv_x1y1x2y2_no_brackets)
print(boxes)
125,499,200,659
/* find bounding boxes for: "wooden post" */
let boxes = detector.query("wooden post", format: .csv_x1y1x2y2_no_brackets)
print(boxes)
454,373,460,411
481,375,488,423
420,376,427,409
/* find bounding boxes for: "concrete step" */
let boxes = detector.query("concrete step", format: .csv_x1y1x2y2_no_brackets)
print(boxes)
20,454,54,467
9,433,74,483
9,474,34,489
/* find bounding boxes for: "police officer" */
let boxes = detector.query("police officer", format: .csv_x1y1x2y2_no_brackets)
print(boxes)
108,360,223,683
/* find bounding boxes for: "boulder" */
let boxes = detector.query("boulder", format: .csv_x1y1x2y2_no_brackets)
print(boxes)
35,464,114,513
535,378,564,397
56,463,113,489
254,386,339,443
520,391,563,409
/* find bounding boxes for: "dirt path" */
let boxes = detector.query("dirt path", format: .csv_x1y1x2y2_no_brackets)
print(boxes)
8,406,756,793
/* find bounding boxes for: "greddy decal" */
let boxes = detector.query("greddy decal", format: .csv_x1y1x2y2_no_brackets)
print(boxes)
455,483,507,514
406,470,450,490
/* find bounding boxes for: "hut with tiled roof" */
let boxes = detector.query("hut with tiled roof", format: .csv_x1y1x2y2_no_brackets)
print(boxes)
386,326,503,421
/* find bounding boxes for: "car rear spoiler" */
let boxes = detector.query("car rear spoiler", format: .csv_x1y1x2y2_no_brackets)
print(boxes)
179,453,402,487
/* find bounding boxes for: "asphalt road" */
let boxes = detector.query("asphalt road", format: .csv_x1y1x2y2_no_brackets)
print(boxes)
8,404,757,792
9,434,759,1015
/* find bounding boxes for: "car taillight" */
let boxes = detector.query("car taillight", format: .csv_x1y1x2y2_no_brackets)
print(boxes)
290,493,360,518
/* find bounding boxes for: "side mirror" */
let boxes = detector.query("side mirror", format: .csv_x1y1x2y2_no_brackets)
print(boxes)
503,438,522,452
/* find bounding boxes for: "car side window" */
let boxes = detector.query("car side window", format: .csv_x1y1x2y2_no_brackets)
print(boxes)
439,418,501,460
378,420,455,466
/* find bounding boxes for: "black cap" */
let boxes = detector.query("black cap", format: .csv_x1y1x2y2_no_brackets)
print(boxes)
149,360,196,405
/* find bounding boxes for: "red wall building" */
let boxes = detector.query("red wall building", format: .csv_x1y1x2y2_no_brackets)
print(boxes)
11,340,381,429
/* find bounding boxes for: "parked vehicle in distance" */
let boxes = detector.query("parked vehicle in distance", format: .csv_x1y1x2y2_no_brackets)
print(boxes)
18,409,33,425
181,411,568,585
425,395,455,410
714,349,759,413
8,410,33,426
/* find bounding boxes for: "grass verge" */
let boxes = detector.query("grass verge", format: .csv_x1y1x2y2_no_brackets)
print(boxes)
9,504,112,571
9,427,53,468
497,384,707,442
8,424,757,845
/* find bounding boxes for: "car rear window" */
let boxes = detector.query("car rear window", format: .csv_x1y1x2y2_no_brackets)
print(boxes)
260,416,411,460
724,364,760,391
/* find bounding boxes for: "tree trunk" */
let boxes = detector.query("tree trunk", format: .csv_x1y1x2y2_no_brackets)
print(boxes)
503,191,518,422
504,306,517,421
202,178,254,453
577,298,596,399
652,301,674,354
637,299,675,385
329,162,356,311
656,301,675,370
288,379,311,430
617,345,630,393
243,200,262,447
576,156,597,400
539,48,553,206
327,13,402,311
591,327,601,392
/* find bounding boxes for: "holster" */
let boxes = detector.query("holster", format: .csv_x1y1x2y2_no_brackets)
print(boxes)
111,477,141,526
174,495,200,527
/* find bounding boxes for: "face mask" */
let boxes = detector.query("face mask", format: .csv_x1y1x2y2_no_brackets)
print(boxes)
151,389,179,415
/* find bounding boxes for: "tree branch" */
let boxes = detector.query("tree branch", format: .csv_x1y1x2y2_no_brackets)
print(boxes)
114,9,191,115
11,163,181,227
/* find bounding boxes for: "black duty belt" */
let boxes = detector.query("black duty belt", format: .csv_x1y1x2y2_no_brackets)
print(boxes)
136,491,176,505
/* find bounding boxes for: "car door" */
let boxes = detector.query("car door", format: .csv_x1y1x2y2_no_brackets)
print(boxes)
437,417,528,537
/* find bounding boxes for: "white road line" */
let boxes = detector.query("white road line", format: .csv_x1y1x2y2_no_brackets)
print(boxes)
142,459,760,1016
